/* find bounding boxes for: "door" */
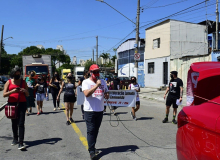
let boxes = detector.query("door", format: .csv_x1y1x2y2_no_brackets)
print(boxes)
163,62,168,85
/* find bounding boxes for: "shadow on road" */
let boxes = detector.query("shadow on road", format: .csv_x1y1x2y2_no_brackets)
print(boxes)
97,145,139,159
137,117,154,120
0,136,13,140
25,138,62,149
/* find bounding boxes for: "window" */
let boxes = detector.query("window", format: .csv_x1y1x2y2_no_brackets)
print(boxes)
148,62,154,74
153,38,160,49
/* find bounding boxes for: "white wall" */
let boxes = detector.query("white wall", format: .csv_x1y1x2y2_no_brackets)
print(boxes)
145,56,170,88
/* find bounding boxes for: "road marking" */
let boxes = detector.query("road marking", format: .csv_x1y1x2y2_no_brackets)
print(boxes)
61,104,88,150
61,103,101,160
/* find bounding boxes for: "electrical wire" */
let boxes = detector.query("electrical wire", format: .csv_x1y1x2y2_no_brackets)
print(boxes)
142,0,188,9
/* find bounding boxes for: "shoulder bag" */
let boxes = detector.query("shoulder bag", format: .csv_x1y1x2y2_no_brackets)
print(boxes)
5,79,23,119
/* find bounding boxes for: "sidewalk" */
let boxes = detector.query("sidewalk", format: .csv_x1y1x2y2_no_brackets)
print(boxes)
0,91,7,111
139,87,187,107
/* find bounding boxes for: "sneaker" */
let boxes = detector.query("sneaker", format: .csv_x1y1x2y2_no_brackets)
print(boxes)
40,110,43,113
130,112,134,119
162,117,168,123
54,108,56,111
95,149,100,154
69,118,74,123
66,121,71,126
11,139,18,146
90,152,97,160
37,112,40,116
57,107,60,110
29,109,32,113
18,143,26,150
172,119,177,124
26,113,29,116
134,117,137,121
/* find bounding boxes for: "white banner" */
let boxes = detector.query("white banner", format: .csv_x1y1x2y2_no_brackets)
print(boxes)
104,90,136,107
77,88,136,107
76,86,85,106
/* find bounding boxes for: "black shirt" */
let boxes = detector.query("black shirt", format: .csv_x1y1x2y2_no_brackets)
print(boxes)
112,78,120,90
168,78,183,98
36,82,47,94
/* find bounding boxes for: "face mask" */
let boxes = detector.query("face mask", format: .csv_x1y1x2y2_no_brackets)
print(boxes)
87,73,90,77
114,76,117,78
38,78,42,82
131,80,135,83
91,73,99,82
31,74,35,77
170,75,174,79
14,75,20,80
67,76,72,80
54,74,58,77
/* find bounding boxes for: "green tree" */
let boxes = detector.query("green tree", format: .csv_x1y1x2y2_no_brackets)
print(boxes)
113,48,117,56
100,53,110,65
84,60,95,71
111,55,117,63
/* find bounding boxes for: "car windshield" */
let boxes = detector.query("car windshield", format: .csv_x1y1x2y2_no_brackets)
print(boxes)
119,77,130,80
63,73,68,75
26,66,48,75
77,72,84,75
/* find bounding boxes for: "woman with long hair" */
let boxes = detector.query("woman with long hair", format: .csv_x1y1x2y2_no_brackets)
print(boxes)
35,75,48,115
128,76,140,121
25,70,36,116
57,73,76,125
3,67,29,150
49,72,61,110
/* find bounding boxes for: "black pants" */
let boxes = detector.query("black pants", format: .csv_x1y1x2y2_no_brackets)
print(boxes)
81,105,84,114
51,90,60,108
84,111,103,153
10,102,27,143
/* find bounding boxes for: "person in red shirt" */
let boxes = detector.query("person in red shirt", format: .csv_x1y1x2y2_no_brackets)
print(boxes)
3,67,29,150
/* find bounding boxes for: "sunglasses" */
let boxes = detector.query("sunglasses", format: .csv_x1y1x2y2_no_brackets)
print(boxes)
92,71,99,74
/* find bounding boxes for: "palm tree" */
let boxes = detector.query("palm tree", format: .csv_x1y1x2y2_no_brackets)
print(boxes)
111,55,117,63
100,53,110,65
113,48,117,56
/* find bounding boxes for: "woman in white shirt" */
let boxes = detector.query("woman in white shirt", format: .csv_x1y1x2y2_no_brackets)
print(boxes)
128,76,140,121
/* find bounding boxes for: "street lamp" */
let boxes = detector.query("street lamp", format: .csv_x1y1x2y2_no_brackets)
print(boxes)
96,0,140,79
3,37,13,41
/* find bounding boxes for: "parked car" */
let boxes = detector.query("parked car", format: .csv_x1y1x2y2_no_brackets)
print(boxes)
118,77,131,89
176,62,220,160
0,76,8,84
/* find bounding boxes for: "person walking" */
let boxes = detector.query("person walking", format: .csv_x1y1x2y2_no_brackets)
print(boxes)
25,70,36,116
35,75,48,115
49,72,61,111
163,71,183,124
128,76,140,121
82,64,109,160
46,75,50,101
77,70,89,119
3,67,29,150
111,74,120,114
57,73,76,125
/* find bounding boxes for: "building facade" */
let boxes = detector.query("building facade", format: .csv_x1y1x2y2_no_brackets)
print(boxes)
117,38,145,87
145,19,210,88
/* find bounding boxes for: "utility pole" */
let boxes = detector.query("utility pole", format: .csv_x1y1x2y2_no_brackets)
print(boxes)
96,36,98,65
93,49,94,63
216,0,219,50
0,25,4,70
134,0,140,80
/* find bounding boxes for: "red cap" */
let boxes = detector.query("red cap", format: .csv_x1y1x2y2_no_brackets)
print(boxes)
89,64,100,71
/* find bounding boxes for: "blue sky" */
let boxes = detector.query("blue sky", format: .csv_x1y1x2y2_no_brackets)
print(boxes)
1,0,217,63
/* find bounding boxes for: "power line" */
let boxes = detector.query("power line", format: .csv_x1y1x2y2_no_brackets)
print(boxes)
142,0,188,9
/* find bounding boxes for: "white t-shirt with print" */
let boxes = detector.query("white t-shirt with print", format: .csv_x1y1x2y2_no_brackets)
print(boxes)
82,78,108,112
130,83,140,101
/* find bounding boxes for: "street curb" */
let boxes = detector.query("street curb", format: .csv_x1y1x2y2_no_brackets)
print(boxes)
0,102,7,112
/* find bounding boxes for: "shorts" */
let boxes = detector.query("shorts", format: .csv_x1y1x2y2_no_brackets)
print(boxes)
136,101,140,105
36,93,45,101
166,95,178,108
64,94,76,103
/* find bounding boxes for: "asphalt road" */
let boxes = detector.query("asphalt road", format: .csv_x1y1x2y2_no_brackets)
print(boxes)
0,94,179,160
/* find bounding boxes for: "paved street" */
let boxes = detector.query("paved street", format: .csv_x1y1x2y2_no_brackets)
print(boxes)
0,93,180,160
